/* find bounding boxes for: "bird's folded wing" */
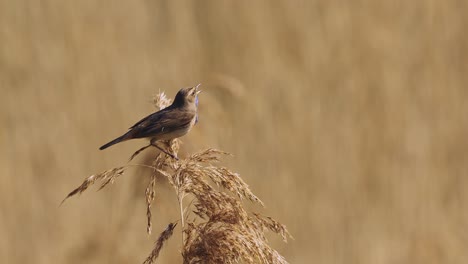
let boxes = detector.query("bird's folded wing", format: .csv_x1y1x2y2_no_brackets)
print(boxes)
128,109,193,139
129,107,170,129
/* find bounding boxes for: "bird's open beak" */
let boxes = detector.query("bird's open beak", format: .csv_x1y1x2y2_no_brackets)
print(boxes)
195,83,202,94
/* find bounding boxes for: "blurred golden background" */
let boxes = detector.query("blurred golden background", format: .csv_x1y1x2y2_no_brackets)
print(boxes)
1,1,468,263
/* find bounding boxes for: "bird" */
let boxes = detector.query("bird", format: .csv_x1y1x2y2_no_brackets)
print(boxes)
99,84,201,159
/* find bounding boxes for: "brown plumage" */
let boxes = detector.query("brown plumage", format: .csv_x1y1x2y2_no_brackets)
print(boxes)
99,84,201,150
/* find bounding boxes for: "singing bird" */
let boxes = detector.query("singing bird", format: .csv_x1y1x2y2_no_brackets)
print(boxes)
99,84,201,157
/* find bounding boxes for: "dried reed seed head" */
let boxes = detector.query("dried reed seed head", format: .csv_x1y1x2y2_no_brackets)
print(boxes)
252,213,292,242
181,187,288,263
143,222,177,264
183,222,288,264
189,181,249,222
145,175,157,234
166,148,262,204
187,148,231,163
61,166,126,204
153,92,172,110
169,138,181,156
200,166,263,205
138,143,289,263
63,142,290,264
98,167,126,190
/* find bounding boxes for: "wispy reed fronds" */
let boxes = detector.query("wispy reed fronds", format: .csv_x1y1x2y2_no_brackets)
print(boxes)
61,167,126,205
63,91,290,263
143,222,177,264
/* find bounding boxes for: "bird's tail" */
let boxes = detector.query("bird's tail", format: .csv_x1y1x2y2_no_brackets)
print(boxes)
99,134,128,150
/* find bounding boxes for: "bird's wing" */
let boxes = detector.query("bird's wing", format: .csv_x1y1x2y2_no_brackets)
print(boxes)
129,106,171,129
128,108,194,139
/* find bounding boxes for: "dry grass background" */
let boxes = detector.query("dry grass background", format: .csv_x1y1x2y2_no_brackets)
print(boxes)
1,1,468,263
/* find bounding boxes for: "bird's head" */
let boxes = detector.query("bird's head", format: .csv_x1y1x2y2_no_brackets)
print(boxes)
173,84,201,108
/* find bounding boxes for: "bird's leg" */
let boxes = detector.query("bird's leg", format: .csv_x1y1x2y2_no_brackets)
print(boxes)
150,139,179,160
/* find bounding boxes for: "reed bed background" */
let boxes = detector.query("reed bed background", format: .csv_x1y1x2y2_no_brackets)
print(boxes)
1,1,468,263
